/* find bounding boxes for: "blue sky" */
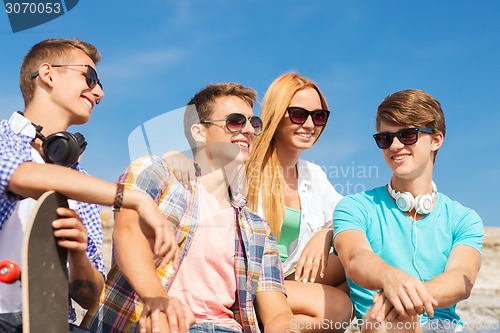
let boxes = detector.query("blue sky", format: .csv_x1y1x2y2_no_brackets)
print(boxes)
1,1,499,227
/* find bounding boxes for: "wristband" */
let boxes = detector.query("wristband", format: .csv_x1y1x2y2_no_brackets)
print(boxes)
112,183,124,212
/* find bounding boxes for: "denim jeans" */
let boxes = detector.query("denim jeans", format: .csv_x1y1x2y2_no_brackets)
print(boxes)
0,312,22,333
0,312,89,333
189,322,242,333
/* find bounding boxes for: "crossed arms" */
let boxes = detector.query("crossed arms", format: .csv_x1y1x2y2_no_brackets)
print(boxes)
334,229,481,321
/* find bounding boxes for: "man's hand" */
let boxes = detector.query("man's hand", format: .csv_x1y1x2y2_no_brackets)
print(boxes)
162,151,197,191
52,207,88,253
138,296,195,333
371,271,437,322
151,222,179,268
294,228,332,283
54,207,104,309
136,196,180,268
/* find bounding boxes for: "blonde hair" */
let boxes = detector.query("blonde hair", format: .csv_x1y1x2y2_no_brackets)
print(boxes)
246,72,328,239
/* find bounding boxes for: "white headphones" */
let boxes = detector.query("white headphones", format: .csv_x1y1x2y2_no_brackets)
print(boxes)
388,181,437,215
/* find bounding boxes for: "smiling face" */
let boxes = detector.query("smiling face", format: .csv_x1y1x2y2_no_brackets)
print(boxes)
49,49,104,125
379,121,443,181
201,95,256,163
273,87,325,154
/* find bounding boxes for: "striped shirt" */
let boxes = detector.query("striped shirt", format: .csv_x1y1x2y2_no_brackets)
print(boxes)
82,155,285,332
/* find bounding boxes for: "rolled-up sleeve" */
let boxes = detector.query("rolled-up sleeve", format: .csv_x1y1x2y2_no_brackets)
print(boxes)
0,123,33,228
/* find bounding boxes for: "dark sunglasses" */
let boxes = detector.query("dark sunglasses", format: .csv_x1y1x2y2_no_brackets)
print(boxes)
31,64,103,90
286,107,330,126
201,113,263,136
373,127,434,149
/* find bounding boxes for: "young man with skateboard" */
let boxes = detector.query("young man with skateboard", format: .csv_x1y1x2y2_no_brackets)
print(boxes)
82,83,300,333
333,89,483,332
0,39,179,332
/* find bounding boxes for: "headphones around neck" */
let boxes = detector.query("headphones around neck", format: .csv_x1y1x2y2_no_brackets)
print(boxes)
18,112,87,167
388,181,437,215
35,129,87,167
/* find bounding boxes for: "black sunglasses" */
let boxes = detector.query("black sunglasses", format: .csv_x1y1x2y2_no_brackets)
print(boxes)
31,64,103,90
286,107,330,126
373,127,434,149
201,113,263,136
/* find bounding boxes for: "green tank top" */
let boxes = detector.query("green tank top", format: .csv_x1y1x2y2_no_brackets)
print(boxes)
277,206,302,263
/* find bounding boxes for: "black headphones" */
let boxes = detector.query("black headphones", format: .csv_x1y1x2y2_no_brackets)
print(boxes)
17,111,87,167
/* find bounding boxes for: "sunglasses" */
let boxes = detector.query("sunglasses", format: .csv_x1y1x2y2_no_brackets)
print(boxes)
373,127,434,149
31,64,103,90
201,113,263,136
286,107,330,126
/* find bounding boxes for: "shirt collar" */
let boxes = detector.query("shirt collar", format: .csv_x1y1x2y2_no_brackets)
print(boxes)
9,111,36,140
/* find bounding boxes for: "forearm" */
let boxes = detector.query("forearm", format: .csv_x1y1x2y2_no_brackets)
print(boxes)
264,312,300,333
256,290,300,333
335,231,403,291
424,245,481,309
113,211,168,299
424,269,476,308
10,162,166,238
67,251,104,309
343,249,400,290
8,162,147,211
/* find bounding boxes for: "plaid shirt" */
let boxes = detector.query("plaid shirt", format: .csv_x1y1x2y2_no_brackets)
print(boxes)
82,156,285,333
0,114,106,322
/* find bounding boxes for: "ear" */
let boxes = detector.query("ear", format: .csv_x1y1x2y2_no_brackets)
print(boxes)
191,124,206,145
35,63,55,88
431,131,444,152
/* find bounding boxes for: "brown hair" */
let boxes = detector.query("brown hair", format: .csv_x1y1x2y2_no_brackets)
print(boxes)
20,38,101,106
376,89,446,161
246,72,328,239
183,82,257,151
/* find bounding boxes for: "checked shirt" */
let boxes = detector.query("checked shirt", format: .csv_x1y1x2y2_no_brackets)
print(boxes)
0,113,105,322
82,155,285,333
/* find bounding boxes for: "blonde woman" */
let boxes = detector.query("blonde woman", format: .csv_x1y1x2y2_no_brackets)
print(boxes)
164,73,353,331
246,72,352,332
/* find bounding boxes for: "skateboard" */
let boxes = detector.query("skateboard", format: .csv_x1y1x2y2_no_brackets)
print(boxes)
0,259,20,283
0,191,70,333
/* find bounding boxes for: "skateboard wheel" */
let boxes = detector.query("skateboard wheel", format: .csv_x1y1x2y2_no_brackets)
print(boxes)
0,260,21,284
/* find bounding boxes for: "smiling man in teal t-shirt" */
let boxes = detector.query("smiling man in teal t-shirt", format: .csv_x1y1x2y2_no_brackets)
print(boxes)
333,89,483,333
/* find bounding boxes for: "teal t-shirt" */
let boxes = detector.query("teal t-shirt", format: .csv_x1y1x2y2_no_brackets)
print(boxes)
277,207,301,263
333,185,483,323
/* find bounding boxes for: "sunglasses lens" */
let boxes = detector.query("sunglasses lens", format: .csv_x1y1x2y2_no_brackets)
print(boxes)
249,116,263,136
398,128,418,145
374,133,393,149
86,66,99,89
312,110,329,126
225,114,246,132
373,128,422,149
288,108,308,124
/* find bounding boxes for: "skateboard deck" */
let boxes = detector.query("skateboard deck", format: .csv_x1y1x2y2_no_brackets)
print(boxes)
21,190,69,333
